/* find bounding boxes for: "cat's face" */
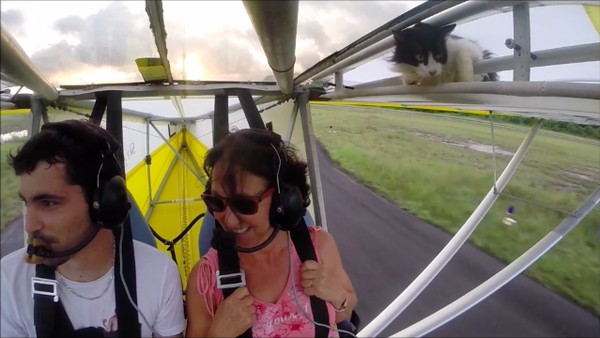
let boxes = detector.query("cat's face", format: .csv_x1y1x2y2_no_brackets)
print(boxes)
391,23,455,80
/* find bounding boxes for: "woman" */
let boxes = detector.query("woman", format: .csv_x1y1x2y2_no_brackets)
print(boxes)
185,129,357,337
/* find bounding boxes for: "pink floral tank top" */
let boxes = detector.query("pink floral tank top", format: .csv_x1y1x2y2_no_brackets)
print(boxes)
196,227,338,337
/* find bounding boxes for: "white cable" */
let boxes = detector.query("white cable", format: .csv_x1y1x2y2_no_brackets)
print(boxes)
286,232,357,338
271,144,282,194
118,222,156,336
489,112,499,194
96,155,104,189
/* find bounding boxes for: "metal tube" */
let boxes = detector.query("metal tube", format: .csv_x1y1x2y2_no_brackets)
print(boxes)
243,1,298,95
513,3,531,81
106,91,125,173
358,120,542,337
323,81,600,101
145,0,174,84
90,93,108,124
149,121,204,182
0,22,58,101
395,185,600,337
298,91,328,230
145,119,153,212
476,42,600,75
334,72,344,92
58,98,156,122
213,94,229,145
312,41,392,82
58,83,283,100
152,197,204,205
145,143,182,220
237,89,266,130
29,99,44,136
284,101,300,142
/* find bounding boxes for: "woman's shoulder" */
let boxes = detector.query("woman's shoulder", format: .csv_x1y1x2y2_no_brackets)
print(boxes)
306,226,339,262
309,225,334,243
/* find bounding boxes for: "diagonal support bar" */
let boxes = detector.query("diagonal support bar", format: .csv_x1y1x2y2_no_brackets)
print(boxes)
395,185,600,337
149,121,203,182
213,94,229,145
90,92,108,124
144,142,184,221
358,119,542,337
298,90,327,230
237,89,266,130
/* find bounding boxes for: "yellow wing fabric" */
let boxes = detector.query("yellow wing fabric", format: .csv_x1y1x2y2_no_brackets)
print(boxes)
126,128,209,289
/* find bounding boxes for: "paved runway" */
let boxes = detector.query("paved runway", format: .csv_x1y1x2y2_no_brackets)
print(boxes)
1,144,598,337
315,143,599,337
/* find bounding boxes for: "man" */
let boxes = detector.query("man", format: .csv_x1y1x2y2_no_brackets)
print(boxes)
1,119,185,337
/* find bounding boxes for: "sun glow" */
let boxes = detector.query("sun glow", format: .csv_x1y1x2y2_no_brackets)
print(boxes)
178,53,205,81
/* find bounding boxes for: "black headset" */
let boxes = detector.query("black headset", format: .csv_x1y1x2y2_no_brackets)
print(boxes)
268,143,305,231
42,120,130,230
90,146,130,229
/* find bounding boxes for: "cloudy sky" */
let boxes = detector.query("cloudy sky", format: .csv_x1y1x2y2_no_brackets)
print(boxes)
2,1,597,88
0,1,416,85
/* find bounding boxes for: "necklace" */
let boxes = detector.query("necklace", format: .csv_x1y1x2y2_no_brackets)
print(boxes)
57,267,114,301
56,240,115,301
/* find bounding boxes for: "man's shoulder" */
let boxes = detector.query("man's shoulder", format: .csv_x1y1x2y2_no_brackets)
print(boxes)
1,248,33,292
132,240,174,268
1,247,28,272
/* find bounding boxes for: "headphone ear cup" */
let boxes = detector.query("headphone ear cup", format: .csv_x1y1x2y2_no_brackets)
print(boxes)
96,176,131,229
269,183,304,231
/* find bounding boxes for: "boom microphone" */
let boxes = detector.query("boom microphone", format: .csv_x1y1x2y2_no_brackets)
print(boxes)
25,225,101,264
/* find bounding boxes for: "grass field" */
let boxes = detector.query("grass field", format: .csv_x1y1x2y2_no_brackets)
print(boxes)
310,103,600,315
0,113,29,231
1,140,25,230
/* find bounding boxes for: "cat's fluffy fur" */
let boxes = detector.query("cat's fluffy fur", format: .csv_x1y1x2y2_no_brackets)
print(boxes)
391,22,498,85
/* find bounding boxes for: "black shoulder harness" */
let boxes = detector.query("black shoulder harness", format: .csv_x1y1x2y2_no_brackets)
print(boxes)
33,224,141,337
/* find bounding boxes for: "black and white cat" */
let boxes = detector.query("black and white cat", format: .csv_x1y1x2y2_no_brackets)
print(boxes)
391,22,498,85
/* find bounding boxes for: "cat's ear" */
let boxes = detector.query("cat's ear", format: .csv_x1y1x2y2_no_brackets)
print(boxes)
439,24,456,36
392,29,405,42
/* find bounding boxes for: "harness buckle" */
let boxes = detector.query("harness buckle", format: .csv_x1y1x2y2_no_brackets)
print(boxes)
216,269,246,289
31,277,59,302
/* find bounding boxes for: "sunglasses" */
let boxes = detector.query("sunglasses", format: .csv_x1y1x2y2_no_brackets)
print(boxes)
201,187,275,215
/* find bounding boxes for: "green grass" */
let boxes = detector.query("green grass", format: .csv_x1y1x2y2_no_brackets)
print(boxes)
1,140,26,231
0,113,30,231
310,103,600,315
0,113,30,134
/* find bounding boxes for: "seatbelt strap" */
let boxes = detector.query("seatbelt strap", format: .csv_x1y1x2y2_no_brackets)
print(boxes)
214,225,252,338
214,219,330,338
289,219,330,337
33,264,60,338
33,226,141,337
34,265,101,337
113,221,142,337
